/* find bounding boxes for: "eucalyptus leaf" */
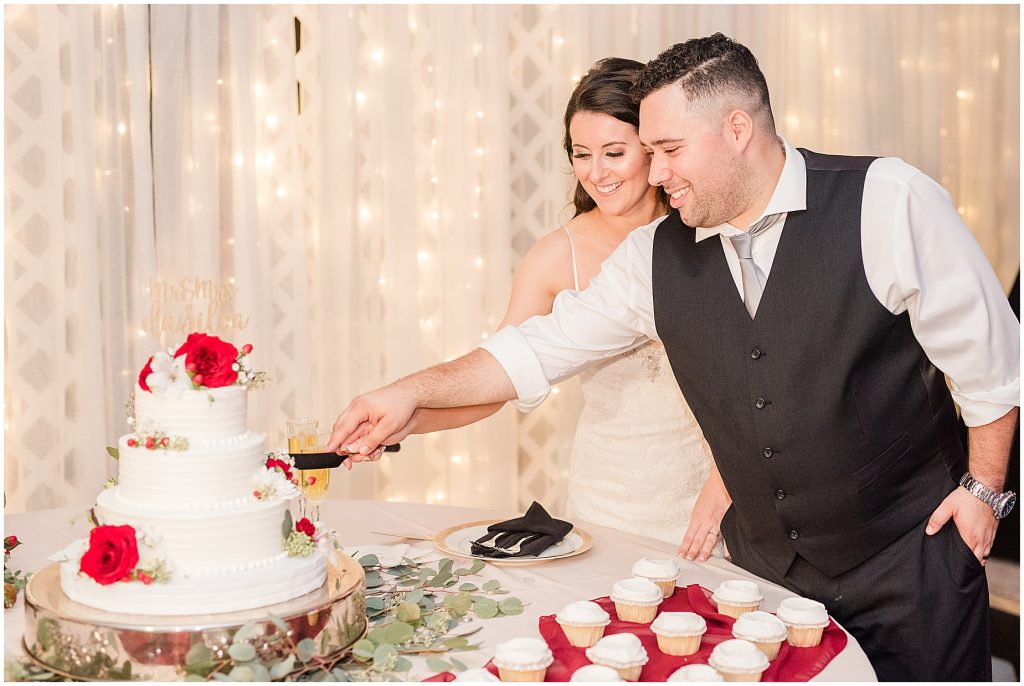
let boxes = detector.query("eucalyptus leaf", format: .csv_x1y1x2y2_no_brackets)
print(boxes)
469,559,485,574
269,654,296,679
442,637,469,649
459,582,478,592
352,639,376,661
185,643,215,667
367,621,414,646
405,589,425,603
106,446,119,460
366,597,386,611
443,592,472,617
393,656,413,672
438,558,455,574
418,595,436,612
331,667,351,681
473,597,499,619
396,602,420,622
228,665,254,681
282,510,294,539
454,567,471,576
498,597,524,615
267,613,289,632
227,642,256,662
450,657,468,671
426,657,452,673
481,580,501,592
248,664,270,682
297,638,317,662
185,675,206,682
232,622,260,644
211,673,231,681
359,554,381,567
364,571,386,588
373,644,398,670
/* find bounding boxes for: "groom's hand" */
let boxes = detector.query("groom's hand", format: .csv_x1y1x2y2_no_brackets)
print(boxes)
327,383,418,461
925,486,998,565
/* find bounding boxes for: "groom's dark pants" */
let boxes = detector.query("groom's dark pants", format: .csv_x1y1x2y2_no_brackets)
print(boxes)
724,513,991,681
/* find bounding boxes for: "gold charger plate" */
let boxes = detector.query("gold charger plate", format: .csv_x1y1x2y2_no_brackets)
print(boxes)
432,518,593,566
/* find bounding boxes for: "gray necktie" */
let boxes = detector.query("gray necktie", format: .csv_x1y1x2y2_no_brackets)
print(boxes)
729,213,783,317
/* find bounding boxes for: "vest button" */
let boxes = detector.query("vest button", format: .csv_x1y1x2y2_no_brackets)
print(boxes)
755,397,767,409
750,348,762,359
775,489,786,500
762,447,773,458
789,530,800,540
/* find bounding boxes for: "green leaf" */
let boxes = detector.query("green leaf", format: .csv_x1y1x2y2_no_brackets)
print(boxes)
373,644,397,671
248,664,270,682
211,673,231,682
481,580,500,592
442,592,472,617
367,621,414,646
498,597,524,615
270,654,296,679
438,558,454,574
387,565,413,576
185,675,207,682
335,577,341,591
473,597,499,619
267,613,289,632
352,639,376,661
418,595,436,612
185,643,215,668
228,665,254,681
405,589,425,604
366,597,386,611
454,568,471,576
393,656,413,672
426,657,452,673
450,657,468,671
227,642,256,662
35,618,58,650
296,637,317,662
282,510,293,539
469,559,485,574
232,622,259,643
459,583,479,592
427,571,453,587
396,602,420,622
106,446,119,460
331,667,351,681
364,571,386,588
358,553,381,567
442,637,469,649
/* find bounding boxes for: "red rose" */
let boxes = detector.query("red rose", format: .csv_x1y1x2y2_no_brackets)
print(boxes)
80,525,139,585
138,356,154,392
4,535,19,550
295,518,316,537
265,457,294,481
173,333,238,389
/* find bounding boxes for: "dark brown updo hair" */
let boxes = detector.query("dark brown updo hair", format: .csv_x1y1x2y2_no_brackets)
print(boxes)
563,57,669,218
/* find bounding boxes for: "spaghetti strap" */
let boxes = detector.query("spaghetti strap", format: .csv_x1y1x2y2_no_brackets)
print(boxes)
561,225,581,291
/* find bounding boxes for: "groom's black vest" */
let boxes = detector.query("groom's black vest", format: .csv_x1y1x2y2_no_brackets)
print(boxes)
652,149,966,578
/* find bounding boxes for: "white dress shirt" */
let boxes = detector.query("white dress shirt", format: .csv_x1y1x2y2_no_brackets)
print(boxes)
481,139,1019,426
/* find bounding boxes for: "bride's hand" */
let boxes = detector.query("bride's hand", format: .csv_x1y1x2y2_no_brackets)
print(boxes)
678,464,731,562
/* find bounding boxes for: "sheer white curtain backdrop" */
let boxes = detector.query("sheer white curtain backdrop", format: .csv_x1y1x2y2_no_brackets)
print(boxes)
4,4,1019,515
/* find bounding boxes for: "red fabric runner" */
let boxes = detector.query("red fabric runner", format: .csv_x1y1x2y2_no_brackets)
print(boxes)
426,584,847,682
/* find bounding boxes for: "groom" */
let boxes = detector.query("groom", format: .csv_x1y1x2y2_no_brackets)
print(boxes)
328,34,1019,680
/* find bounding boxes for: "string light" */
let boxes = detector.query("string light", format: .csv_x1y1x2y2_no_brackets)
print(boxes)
474,257,484,267
355,91,366,105
371,48,384,63
265,114,279,129
275,185,288,198
233,153,244,167
117,122,126,135
832,67,841,76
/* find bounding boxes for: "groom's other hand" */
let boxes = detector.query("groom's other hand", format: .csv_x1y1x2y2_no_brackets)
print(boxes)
925,488,997,565
679,464,732,562
327,383,418,458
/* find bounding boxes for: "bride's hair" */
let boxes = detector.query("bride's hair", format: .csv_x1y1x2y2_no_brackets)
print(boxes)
563,57,669,218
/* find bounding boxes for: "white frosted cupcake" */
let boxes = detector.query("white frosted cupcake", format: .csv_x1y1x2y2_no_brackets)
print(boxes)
455,668,500,681
708,639,770,682
668,664,725,682
711,580,764,619
609,577,663,623
570,664,624,681
556,600,611,647
585,633,650,682
731,611,788,660
492,637,554,682
631,557,681,597
776,597,830,647
650,611,707,656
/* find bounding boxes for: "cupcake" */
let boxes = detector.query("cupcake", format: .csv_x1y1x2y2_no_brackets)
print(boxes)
585,633,650,682
650,611,707,656
455,668,500,681
667,664,725,682
711,580,763,619
570,664,624,681
731,611,788,660
776,597,830,647
631,557,681,597
609,577,663,623
708,639,770,682
492,637,554,682
556,600,612,647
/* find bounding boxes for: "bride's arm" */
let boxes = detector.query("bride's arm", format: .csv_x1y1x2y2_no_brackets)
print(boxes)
678,462,732,562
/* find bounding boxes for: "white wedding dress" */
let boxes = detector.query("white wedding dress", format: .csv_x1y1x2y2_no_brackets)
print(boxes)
562,227,714,545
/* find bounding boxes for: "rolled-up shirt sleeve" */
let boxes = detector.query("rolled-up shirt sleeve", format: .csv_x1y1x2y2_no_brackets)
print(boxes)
862,159,1020,426
480,216,665,411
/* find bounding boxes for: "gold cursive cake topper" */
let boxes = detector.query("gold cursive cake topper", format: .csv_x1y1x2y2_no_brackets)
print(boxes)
141,277,250,336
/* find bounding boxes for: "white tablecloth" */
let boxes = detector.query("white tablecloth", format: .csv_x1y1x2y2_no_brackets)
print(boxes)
3,499,876,681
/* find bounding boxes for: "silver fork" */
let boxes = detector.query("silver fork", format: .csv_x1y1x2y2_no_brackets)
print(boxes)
494,533,541,555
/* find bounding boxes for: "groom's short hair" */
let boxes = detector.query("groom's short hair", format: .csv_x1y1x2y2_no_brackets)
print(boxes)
633,34,776,135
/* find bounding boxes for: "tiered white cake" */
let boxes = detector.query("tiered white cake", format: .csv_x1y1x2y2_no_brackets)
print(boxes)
59,361,326,616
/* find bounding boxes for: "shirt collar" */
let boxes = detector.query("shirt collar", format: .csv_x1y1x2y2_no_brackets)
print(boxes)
693,137,807,242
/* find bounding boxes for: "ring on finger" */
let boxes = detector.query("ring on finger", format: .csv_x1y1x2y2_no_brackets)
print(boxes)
707,528,719,538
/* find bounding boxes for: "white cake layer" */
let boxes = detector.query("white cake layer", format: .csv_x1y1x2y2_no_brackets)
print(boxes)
116,432,265,508
60,548,326,615
96,488,290,575
133,384,248,441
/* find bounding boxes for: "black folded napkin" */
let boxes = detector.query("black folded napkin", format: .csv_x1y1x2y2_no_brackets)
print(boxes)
470,502,573,558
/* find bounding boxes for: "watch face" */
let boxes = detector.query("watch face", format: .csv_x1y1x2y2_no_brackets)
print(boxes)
996,493,1017,519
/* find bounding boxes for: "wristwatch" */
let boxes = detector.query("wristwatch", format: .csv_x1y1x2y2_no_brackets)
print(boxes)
959,472,1017,519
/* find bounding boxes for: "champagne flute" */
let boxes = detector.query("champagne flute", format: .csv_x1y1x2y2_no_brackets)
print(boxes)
298,430,331,522
285,418,318,519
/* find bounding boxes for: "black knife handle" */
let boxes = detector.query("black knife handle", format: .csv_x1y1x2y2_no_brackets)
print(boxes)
289,443,400,470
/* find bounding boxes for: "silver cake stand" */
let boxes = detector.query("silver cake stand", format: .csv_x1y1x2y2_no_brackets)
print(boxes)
21,553,366,681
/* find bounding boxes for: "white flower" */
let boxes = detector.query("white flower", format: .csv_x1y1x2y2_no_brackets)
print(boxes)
253,468,299,501
146,352,192,397
267,448,294,468
313,521,337,552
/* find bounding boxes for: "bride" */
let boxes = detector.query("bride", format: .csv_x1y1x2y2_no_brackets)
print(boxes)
355,58,728,559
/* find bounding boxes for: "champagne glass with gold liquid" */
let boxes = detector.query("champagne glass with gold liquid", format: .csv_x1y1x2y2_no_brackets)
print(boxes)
285,418,318,519
298,430,331,522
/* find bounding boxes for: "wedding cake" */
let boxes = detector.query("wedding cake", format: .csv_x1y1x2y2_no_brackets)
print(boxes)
58,333,327,616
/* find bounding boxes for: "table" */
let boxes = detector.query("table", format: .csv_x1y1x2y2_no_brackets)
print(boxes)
4,499,877,681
